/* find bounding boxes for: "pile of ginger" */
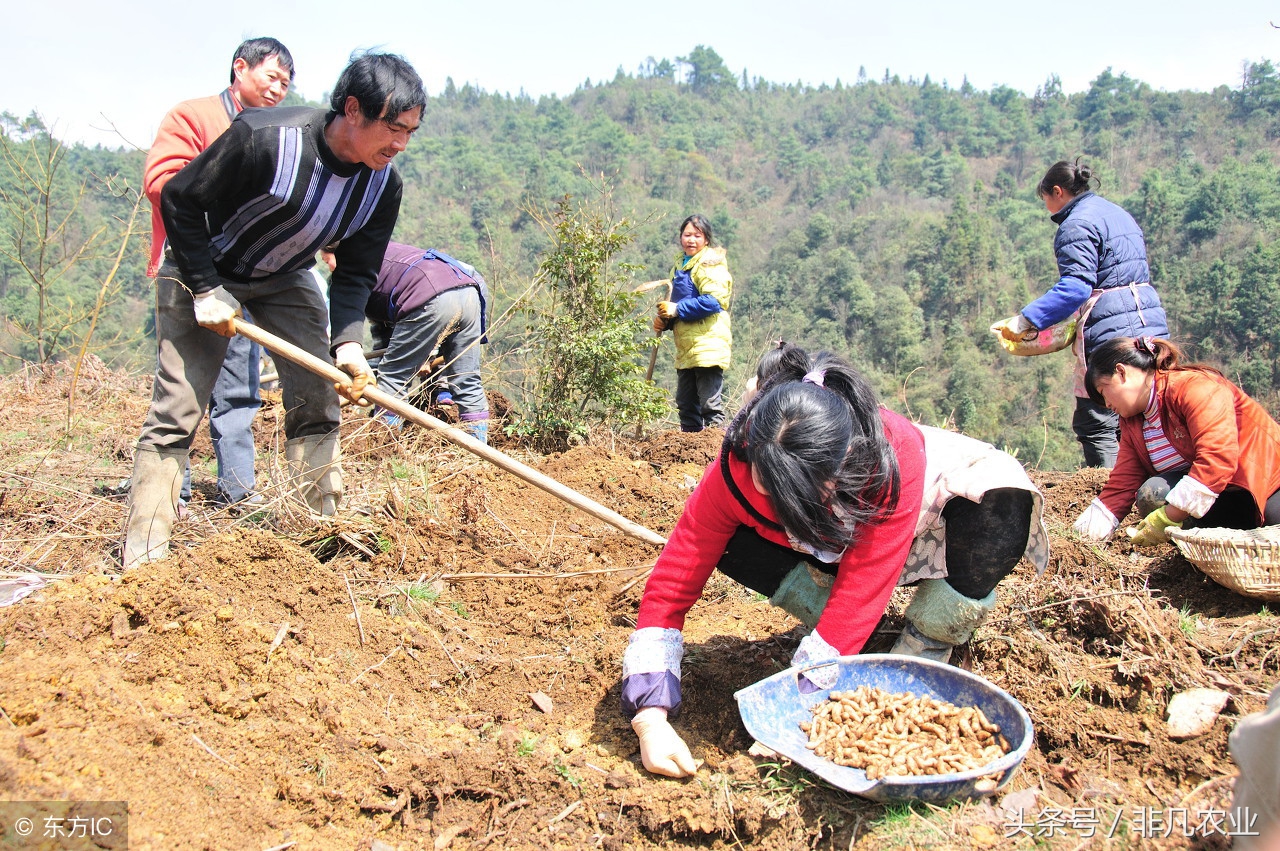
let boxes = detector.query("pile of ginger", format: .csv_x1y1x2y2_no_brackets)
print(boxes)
801,685,1010,780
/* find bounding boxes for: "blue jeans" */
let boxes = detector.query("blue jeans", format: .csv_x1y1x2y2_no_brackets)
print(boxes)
675,367,724,432
209,315,261,501
180,325,261,503
370,287,488,427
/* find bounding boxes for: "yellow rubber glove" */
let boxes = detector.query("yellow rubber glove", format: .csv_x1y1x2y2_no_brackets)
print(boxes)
631,707,699,778
657,301,679,320
1126,506,1182,546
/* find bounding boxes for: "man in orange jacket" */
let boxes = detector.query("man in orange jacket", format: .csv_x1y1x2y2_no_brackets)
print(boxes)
142,37,294,511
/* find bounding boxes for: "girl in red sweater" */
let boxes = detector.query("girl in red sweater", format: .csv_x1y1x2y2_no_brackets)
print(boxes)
622,345,1048,777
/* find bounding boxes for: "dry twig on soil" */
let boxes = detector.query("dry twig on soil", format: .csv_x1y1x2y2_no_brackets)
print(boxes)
344,573,366,645
191,733,239,771
351,644,402,684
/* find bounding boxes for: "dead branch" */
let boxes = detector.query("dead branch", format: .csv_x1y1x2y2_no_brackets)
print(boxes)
266,622,290,663
350,644,402,685
547,800,580,826
440,564,653,581
1215,626,1279,667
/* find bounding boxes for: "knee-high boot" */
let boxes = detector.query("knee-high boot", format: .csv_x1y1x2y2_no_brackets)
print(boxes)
892,578,997,664
284,433,343,516
122,446,186,569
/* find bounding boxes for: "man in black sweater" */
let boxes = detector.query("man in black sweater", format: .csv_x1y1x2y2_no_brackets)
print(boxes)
125,51,425,569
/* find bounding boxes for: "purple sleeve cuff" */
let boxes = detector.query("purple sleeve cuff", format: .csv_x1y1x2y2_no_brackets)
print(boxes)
620,671,683,719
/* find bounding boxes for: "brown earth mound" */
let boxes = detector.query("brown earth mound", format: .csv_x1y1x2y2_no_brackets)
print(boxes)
0,361,1274,849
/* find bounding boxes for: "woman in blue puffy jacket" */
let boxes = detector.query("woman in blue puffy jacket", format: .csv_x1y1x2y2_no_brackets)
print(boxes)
996,158,1168,468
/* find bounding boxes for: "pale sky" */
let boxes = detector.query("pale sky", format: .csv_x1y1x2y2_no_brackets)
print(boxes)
8,0,1278,150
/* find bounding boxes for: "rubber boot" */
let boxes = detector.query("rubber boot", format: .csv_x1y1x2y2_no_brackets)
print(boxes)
892,621,957,663
892,578,997,664
122,446,186,570
284,432,343,516
462,418,489,445
1135,475,1177,517
768,564,832,628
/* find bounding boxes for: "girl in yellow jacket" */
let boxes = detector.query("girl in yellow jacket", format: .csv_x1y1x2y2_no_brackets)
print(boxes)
655,215,733,431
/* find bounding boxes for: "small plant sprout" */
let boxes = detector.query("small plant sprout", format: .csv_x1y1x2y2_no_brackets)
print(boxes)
553,756,581,788
305,755,332,783
1178,604,1200,638
516,733,537,758
875,801,926,829
403,583,439,603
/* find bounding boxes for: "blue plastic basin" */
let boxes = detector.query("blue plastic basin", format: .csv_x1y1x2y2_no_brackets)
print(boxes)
734,654,1034,802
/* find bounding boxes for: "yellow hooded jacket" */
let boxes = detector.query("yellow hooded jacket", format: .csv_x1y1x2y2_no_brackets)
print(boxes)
669,246,733,371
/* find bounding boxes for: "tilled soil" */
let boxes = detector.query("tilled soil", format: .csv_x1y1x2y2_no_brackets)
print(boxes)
0,361,1274,849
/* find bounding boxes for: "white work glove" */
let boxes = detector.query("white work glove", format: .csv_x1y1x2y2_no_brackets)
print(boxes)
1073,498,1119,541
192,287,241,338
993,312,1037,343
631,707,699,778
333,341,376,406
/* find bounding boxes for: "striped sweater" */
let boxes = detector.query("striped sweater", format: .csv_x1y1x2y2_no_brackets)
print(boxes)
160,106,402,351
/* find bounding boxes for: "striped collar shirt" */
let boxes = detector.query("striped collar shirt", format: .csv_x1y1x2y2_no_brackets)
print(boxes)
1142,384,1190,473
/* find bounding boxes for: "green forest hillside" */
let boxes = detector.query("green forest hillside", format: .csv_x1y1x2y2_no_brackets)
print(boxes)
4,48,1280,468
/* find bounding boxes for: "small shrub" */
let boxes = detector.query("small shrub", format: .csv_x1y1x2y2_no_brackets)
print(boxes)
506,182,667,450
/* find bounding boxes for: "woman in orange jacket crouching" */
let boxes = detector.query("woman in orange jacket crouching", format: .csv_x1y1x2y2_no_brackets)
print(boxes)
1072,337,1280,545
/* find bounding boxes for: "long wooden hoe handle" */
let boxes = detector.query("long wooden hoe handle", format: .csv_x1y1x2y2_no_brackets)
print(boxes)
235,321,669,547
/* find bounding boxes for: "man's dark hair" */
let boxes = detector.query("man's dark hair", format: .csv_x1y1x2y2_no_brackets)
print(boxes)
230,37,295,84
328,52,426,122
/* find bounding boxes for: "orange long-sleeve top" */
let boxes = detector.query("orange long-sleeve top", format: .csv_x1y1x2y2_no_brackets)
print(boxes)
142,89,240,277
1099,369,1280,523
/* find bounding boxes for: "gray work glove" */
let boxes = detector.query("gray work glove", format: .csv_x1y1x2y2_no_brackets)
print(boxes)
193,286,241,338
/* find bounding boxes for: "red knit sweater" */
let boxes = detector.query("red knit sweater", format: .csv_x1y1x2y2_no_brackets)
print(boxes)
636,407,927,654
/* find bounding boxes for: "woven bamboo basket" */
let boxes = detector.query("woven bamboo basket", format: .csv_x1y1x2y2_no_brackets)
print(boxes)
1168,525,1280,602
